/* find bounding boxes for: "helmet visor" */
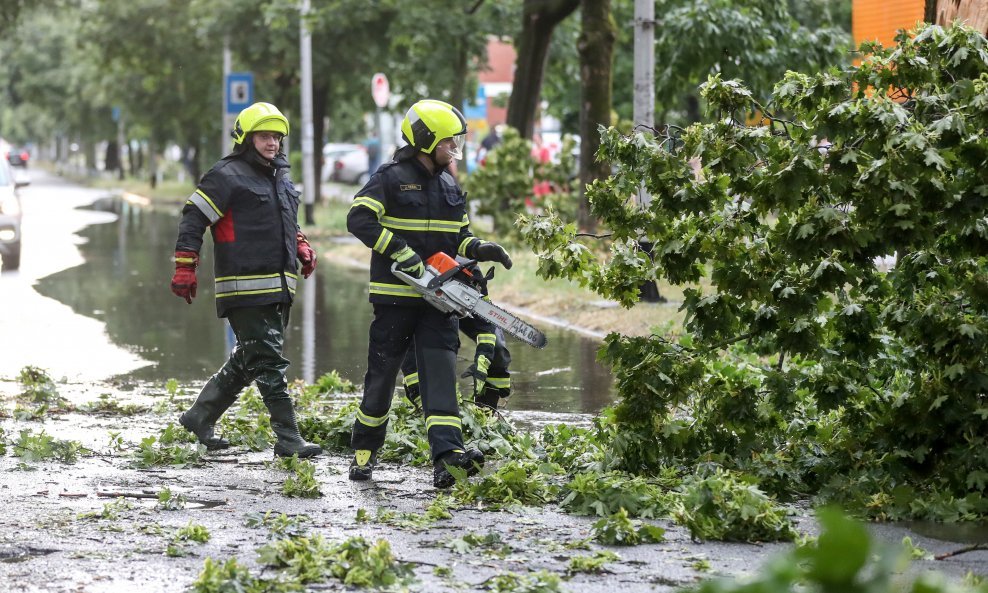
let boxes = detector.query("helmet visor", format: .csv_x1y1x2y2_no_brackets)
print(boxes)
444,134,466,160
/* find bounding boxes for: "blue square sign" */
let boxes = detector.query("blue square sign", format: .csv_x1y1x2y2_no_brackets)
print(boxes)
226,72,254,114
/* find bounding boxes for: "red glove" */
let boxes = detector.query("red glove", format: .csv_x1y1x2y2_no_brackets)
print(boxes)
297,232,317,279
171,251,198,304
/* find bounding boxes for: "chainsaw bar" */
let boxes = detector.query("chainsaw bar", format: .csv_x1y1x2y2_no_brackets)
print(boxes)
391,263,548,349
471,299,548,349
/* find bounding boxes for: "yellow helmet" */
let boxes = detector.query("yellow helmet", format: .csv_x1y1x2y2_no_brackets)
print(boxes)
231,102,290,146
401,100,467,156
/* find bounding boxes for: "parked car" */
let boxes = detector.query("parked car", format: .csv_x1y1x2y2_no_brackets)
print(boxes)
322,142,369,186
0,159,28,271
6,146,30,168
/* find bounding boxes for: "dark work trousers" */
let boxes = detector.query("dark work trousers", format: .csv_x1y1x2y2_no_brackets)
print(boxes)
219,304,293,405
401,318,512,400
352,303,463,461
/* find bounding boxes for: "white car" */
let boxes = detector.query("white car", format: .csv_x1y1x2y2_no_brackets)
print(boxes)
0,159,27,271
322,142,369,186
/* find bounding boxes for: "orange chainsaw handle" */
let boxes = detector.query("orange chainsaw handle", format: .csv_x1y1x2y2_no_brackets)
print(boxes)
425,252,478,290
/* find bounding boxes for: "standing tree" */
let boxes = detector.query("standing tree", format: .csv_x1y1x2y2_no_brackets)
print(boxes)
653,0,848,123
82,0,222,181
926,0,988,32
577,0,615,232
507,0,580,138
520,23,988,521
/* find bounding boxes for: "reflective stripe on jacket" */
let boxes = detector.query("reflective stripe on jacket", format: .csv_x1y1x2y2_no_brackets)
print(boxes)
175,154,301,318
347,158,483,305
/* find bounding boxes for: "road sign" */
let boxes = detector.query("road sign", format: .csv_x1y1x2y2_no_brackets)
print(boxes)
463,85,487,120
371,73,390,109
226,72,254,114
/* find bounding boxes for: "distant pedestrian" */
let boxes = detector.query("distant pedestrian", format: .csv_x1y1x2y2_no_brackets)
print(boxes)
477,124,503,166
365,132,382,177
170,102,321,458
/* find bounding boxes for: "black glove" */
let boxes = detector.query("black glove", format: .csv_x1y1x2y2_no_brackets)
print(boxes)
391,245,425,278
475,241,513,269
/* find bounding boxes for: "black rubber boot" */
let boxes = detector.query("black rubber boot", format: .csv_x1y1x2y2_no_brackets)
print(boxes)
349,449,378,481
433,448,485,489
178,376,240,450
267,398,322,458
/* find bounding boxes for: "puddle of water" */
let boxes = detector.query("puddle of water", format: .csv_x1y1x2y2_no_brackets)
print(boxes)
33,199,616,414
0,547,57,563
903,521,988,545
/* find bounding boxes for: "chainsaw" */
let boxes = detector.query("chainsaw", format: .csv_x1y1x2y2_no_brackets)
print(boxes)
391,252,548,349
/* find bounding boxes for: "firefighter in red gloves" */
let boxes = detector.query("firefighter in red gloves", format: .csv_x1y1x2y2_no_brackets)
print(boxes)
170,101,321,459
346,99,513,488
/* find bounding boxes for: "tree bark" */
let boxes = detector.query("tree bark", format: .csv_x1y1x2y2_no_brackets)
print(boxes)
185,140,201,184
926,0,988,33
577,0,614,232
105,140,120,174
507,0,579,139
685,94,701,124
312,80,328,198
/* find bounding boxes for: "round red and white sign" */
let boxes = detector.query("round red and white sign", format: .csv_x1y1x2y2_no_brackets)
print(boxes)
371,73,390,108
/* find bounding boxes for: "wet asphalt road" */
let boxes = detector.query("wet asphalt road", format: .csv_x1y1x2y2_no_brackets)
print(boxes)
0,169,150,381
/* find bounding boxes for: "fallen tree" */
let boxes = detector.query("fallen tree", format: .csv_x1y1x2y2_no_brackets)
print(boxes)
520,23,988,521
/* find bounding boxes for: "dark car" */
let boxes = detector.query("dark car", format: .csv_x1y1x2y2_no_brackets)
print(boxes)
0,159,27,271
6,146,30,168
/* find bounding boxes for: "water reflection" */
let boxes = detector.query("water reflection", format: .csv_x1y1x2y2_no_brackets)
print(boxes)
34,198,616,413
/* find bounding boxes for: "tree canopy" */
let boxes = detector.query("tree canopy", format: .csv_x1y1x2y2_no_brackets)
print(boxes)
520,23,988,520
0,0,522,178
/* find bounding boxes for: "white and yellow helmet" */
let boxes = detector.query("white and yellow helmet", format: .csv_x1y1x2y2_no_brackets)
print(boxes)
400,99,467,158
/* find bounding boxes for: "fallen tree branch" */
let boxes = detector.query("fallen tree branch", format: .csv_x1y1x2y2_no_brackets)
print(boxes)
97,491,159,499
935,543,988,560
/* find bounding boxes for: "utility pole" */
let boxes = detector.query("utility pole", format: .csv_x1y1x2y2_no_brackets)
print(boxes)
634,0,664,302
299,0,317,225
222,38,232,159
633,0,654,208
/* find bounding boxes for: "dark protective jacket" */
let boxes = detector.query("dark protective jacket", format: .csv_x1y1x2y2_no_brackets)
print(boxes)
175,152,301,318
347,157,484,305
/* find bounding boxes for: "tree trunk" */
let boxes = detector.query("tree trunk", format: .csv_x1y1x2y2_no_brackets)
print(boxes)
129,141,141,178
685,94,701,124
926,0,988,33
577,0,614,233
507,0,579,139
148,139,158,189
105,140,120,174
186,140,201,184
313,80,328,199
84,141,96,175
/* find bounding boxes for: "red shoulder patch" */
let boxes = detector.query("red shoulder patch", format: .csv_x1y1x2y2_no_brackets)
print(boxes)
213,210,235,243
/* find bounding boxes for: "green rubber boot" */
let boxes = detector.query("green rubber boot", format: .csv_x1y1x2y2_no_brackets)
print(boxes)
178,376,240,450
267,398,322,458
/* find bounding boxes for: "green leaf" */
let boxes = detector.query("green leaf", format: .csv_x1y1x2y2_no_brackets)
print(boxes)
806,509,870,586
923,147,946,169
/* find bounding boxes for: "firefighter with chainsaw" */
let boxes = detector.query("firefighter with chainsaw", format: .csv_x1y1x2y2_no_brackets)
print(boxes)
347,99,513,488
401,259,512,412
171,102,321,459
